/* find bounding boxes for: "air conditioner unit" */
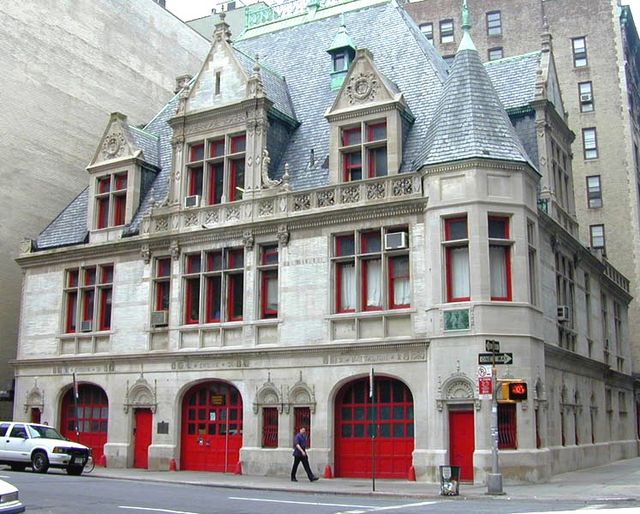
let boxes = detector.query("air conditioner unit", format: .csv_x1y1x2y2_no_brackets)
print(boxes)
151,310,169,327
384,232,408,250
184,195,201,208
557,305,571,322
80,320,93,332
580,93,592,103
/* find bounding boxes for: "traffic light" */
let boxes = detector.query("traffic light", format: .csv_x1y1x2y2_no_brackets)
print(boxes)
499,380,528,402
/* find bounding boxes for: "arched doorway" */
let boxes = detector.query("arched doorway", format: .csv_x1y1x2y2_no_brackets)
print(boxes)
60,384,108,463
181,381,243,472
335,376,414,478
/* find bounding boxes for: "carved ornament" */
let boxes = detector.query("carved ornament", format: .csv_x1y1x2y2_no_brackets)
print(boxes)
346,72,378,104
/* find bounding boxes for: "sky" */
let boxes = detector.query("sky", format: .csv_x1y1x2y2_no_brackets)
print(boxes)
165,0,640,26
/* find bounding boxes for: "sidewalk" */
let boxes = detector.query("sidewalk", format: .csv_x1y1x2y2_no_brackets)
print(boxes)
89,457,640,502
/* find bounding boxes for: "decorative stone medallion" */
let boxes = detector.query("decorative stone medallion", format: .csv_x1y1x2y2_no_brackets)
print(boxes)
102,131,127,160
346,72,378,104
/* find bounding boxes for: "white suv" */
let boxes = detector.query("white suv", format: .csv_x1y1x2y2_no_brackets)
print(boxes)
0,422,90,475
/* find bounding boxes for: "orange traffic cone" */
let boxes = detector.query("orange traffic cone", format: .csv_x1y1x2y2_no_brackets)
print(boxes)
407,465,416,481
234,461,242,475
169,458,177,471
323,464,333,479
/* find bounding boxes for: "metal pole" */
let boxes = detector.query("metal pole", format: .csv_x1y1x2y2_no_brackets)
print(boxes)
224,407,229,473
72,373,80,443
370,367,376,492
487,350,504,495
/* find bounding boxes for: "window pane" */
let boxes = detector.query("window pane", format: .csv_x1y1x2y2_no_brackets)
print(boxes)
488,218,508,239
367,123,386,142
446,218,467,240
336,235,355,256
490,245,509,299
368,146,387,177
338,262,356,311
342,127,361,146
449,246,470,299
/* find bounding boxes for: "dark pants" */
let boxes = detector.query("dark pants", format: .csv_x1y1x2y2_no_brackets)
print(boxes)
291,454,314,480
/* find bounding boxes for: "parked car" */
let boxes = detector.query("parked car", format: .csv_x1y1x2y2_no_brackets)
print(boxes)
0,479,24,513
0,422,89,476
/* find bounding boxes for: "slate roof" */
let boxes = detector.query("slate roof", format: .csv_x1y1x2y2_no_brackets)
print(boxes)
34,1,540,251
417,35,535,169
234,49,298,122
484,52,541,112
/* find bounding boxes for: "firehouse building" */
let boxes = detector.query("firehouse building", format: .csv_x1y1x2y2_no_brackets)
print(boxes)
14,0,638,483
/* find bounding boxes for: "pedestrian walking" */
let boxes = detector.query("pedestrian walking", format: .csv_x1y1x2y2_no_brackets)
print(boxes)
290,426,319,482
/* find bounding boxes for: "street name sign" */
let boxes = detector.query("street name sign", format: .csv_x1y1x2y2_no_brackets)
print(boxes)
478,352,513,365
485,339,500,352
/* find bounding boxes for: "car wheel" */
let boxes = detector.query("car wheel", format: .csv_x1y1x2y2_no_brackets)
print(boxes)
66,465,83,476
10,464,26,472
31,451,49,473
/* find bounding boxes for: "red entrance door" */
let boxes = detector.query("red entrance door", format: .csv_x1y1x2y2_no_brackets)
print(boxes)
60,384,108,463
449,410,474,481
133,409,152,469
335,377,414,478
181,381,243,472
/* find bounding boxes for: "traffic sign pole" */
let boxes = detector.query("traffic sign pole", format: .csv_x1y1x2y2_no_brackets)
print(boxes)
487,344,504,495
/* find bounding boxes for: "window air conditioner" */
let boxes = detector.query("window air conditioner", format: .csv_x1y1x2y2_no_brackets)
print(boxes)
80,320,93,332
580,93,592,103
184,195,201,208
557,305,570,322
151,310,169,327
384,232,408,250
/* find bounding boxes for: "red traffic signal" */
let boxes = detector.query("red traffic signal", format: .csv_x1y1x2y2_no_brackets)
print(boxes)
507,381,528,401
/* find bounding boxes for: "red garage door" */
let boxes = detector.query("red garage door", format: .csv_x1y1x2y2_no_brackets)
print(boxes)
181,381,243,472
335,377,413,478
61,384,108,463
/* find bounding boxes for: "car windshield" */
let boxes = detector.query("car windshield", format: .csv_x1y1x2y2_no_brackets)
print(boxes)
27,425,65,440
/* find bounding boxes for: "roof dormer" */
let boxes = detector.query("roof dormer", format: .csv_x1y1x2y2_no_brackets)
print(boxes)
86,112,159,243
326,16,356,91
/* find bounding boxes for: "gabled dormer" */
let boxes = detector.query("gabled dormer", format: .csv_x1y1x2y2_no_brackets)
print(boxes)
168,13,297,209
86,112,159,243
325,48,414,184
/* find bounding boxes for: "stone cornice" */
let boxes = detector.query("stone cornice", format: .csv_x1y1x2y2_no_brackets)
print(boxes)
12,340,429,371
544,344,614,379
418,157,539,178
325,100,408,123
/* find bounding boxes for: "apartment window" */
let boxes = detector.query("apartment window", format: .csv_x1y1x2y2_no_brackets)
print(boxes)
586,175,602,208
614,301,622,356
582,128,598,159
259,245,278,319
556,252,576,351
185,133,246,205
585,272,593,353
486,11,502,36
488,47,503,61
579,82,594,112
64,264,113,333
498,403,517,449
183,248,244,324
419,22,433,42
527,220,538,306
440,19,454,43
332,227,410,313
340,121,387,181
153,257,171,320
444,217,470,302
95,172,127,229
488,216,512,301
572,37,587,67
602,293,610,363
590,224,605,250
262,407,278,448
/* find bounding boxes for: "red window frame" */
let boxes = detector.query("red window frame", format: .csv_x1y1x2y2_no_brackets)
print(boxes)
189,143,204,162
113,194,126,226
209,139,225,158
64,265,112,333
444,217,470,302
294,407,311,448
205,275,222,323
96,197,109,229
188,166,203,197
65,292,77,333
227,273,244,321
230,134,246,154
154,258,171,312
342,127,361,146
260,245,279,319
367,146,388,178
99,288,112,331
228,159,244,202
498,403,517,449
343,152,362,182
488,216,512,301
361,258,382,311
389,255,410,309
336,261,355,313
185,278,200,324
262,407,278,448
207,162,224,205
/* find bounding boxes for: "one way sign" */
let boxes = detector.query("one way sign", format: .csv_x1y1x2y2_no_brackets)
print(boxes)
478,352,513,365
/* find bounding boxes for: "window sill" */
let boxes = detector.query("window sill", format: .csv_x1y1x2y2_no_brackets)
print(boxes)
327,308,415,320
59,330,113,338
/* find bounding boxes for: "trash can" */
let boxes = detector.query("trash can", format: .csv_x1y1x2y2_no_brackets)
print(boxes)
439,465,460,496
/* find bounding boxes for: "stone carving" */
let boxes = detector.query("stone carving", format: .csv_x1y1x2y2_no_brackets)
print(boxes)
293,194,311,211
23,382,44,414
170,240,180,260
185,213,199,227
277,225,290,246
102,130,127,160
436,373,479,411
317,190,336,207
204,210,219,225
259,200,274,217
243,230,255,249
260,149,281,189
285,375,316,414
366,182,385,200
155,217,169,232
140,244,150,264
340,185,360,203
20,238,33,254
346,72,378,104
253,379,283,414
392,177,413,196
226,207,240,221
184,113,246,136
124,377,157,413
